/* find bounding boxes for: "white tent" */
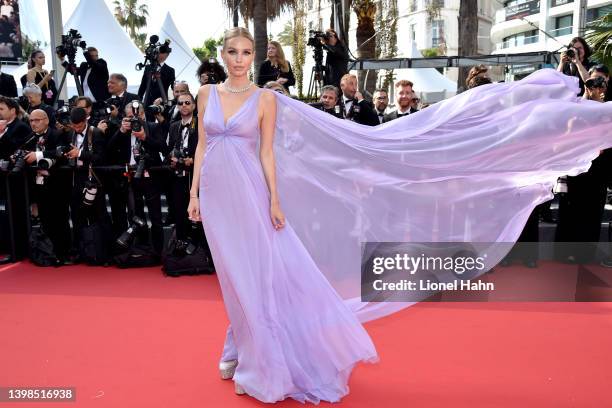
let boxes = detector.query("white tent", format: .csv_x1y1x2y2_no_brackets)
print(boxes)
159,12,201,95
6,0,144,95
393,41,457,103
19,0,49,46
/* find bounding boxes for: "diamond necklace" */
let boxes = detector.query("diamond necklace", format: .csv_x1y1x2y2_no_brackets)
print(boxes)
223,81,253,93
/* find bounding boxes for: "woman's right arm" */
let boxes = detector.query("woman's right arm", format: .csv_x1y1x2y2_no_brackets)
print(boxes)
25,69,36,85
187,85,210,221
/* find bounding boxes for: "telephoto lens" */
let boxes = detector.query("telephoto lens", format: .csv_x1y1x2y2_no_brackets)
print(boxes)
116,216,146,249
37,158,56,170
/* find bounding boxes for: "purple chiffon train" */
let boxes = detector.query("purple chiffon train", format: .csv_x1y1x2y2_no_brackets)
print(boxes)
199,70,612,403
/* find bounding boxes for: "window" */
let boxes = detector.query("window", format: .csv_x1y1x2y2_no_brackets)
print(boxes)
431,0,444,7
554,14,573,37
587,6,612,22
552,0,573,6
431,20,444,47
410,24,417,42
502,29,539,48
410,0,417,12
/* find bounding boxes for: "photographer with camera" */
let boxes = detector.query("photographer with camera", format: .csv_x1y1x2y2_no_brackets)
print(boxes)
151,80,190,128
309,85,342,118
23,109,72,263
137,39,175,113
106,101,166,255
319,29,349,88
557,37,595,96
583,64,610,103
78,47,110,104
23,84,56,128
103,73,139,134
165,92,198,241
197,58,227,87
339,74,378,126
257,41,295,92
0,96,31,260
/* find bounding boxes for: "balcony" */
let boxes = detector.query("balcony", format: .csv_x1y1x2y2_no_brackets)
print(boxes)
497,34,540,50
505,0,540,21
551,26,573,37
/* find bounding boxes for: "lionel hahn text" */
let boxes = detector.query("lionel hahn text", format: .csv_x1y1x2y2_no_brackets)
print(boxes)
373,279,495,291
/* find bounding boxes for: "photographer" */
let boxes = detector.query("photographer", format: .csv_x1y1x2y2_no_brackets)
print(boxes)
106,101,166,255
165,93,197,241
151,80,190,127
137,42,175,108
0,96,31,260
339,74,378,126
321,29,349,88
309,85,342,118
23,109,72,263
557,37,595,96
583,64,610,103
197,58,227,86
78,47,110,104
103,73,139,134
23,84,56,128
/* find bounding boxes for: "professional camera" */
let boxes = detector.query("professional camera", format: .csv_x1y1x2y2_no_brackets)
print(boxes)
198,58,225,85
135,35,171,71
307,30,330,47
55,28,87,63
146,104,164,116
116,216,146,249
586,76,606,89
565,48,575,59
170,146,189,175
56,105,72,126
81,178,99,207
38,145,73,169
10,150,27,173
133,143,150,180
129,101,143,132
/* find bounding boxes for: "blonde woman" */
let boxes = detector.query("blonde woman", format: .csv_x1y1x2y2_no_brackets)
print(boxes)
256,40,295,91
188,27,377,403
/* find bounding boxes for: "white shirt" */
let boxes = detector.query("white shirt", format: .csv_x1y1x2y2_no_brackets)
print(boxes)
129,134,137,166
343,96,353,114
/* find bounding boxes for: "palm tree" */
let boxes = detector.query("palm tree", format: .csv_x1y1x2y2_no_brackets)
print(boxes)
221,0,297,82
457,0,478,91
113,0,149,51
352,0,377,94
584,13,612,67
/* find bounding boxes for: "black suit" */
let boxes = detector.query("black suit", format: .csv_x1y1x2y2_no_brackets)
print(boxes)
79,53,110,103
166,118,197,240
0,119,32,260
25,128,73,260
339,97,379,126
0,119,31,160
106,121,167,254
0,72,17,97
137,63,175,106
383,108,419,123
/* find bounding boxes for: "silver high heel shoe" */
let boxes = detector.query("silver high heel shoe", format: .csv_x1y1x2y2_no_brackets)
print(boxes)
234,382,246,395
219,359,238,380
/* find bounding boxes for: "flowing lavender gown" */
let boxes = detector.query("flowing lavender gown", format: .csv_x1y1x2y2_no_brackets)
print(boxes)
199,85,379,404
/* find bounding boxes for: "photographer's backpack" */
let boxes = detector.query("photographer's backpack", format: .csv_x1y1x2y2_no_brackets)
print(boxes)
162,225,215,277
29,228,59,267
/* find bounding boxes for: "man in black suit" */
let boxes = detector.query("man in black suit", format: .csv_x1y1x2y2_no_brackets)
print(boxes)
0,69,17,97
373,88,389,124
0,97,31,260
78,47,110,104
106,101,166,255
64,107,110,242
384,80,419,123
23,109,72,263
309,85,342,118
165,93,198,241
339,74,379,126
137,44,175,109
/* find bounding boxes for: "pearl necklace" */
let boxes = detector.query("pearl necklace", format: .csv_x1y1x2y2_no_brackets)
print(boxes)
223,81,253,94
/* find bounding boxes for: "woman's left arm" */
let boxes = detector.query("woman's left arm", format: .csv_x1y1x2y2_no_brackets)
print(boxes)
259,90,285,230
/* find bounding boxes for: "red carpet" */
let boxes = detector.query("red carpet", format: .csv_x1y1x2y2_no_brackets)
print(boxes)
1,261,611,407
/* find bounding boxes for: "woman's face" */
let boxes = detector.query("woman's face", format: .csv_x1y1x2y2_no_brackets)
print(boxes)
572,41,585,61
267,44,277,59
33,52,45,67
222,36,254,79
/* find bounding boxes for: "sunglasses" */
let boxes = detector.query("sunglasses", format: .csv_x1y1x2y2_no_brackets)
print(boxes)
177,100,192,106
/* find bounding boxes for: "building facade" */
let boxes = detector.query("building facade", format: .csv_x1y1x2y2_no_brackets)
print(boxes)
490,0,612,80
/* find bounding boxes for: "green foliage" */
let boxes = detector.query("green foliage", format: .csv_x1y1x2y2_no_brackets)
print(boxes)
420,47,439,58
277,21,294,47
113,0,149,51
193,37,223,62
584,13,612,67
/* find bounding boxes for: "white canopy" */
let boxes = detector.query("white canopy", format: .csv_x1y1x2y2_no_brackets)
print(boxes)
6,0,144,95
159,12,201,95
393,41,457,103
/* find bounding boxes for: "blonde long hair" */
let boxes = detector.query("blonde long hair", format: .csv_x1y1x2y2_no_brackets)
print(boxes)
267,41,289,73
222,27,254,50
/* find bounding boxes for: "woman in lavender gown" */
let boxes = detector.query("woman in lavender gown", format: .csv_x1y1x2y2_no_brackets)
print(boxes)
187,28,378,404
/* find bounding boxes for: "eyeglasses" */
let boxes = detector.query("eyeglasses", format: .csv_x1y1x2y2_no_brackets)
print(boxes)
411,98,420,102
177,100,192,106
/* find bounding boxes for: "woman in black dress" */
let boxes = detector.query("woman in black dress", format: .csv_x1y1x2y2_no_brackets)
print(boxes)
256,41,295,92
25,50,57,106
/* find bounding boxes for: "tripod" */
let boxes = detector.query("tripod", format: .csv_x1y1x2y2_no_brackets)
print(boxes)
52,60,84,108
141,61,169,107
307,65,326,100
